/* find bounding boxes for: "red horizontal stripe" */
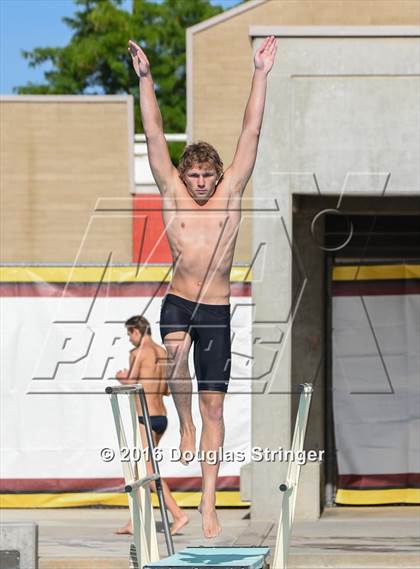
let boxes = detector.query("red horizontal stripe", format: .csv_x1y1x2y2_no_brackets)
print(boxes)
0,476,239,493
0,478,124,493
333,281,420,296
338,473,420,489
0,283,251,298
164,476,239,491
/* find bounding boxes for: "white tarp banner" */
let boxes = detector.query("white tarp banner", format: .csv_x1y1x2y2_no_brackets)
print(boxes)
1,289,252,499
332,267,420,504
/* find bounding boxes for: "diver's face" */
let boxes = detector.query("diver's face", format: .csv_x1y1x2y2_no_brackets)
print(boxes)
183,163,221,203
127,328,142,347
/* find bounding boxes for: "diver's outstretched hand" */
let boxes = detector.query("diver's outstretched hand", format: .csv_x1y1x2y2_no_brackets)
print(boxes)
128,39,150,78
254,35,278,75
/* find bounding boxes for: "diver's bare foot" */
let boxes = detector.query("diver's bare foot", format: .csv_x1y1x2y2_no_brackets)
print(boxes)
114,520,133,535
199,500,221,538
170,513,189,535
179,427,196,465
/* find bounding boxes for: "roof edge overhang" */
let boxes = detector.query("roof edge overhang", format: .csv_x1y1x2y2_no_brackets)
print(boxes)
186,1,268,142
188,0,267,36
249,25,420,37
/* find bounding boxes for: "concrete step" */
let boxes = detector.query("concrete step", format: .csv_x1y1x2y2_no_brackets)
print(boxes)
288,553,420,568
38,552,420,569
40,560,128,569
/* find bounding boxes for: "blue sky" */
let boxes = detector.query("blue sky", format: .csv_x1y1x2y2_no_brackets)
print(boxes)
0,0,239,94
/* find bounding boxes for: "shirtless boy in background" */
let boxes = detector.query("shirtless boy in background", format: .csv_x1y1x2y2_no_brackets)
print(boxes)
128,35,277,537
115,315,188,536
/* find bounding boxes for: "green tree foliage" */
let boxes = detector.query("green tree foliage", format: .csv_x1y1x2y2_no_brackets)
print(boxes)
17,0,132,95
16,0,233,161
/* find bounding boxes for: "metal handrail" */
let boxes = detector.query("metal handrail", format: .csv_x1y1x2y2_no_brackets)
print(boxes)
107,383,175,567
272,383,313,569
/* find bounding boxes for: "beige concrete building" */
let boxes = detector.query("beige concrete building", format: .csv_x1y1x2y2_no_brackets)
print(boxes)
1,96,134,264
187,0,419,264
187,0,420,520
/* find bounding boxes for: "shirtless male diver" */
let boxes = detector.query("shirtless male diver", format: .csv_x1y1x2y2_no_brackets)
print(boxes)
128,35,277,538
115,315,189,536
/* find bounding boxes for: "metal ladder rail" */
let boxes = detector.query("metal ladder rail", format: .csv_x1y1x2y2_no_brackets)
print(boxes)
127,386,160,565
136,384,174,556
107,385,155,569
106,385,174,568
271,383,313,569
127,388,166,563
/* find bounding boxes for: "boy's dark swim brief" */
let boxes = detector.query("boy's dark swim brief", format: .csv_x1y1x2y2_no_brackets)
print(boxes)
138,415,168,435
160,293,231,393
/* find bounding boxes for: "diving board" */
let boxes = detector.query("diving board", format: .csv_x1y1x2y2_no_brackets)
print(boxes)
107,382,313,569
144,546,270,569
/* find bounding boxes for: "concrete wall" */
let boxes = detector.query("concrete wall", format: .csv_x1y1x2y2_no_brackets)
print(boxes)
189,1,420,521
0,96,134,264
189,0,419,150
251,25,419,521
188,0,420,265
0,523,38,569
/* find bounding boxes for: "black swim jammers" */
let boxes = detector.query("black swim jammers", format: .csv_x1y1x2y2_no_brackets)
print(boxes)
160,293,231,393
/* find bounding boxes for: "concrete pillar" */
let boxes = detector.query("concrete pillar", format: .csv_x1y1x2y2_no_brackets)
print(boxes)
249,26,419,521
0,523,38,569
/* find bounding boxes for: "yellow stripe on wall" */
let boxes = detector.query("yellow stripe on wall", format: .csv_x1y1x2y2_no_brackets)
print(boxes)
6,264,417,283
336,488,420,505
333,264,420,282
0,491,249,509
0,266,252,283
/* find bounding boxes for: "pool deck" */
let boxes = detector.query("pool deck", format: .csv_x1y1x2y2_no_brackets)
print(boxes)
2,506,419,568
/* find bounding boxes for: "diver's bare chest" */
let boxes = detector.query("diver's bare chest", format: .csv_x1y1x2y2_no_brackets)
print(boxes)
172,211,228,229
164,195,238,234
164,222,216,261
164,208,239,244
